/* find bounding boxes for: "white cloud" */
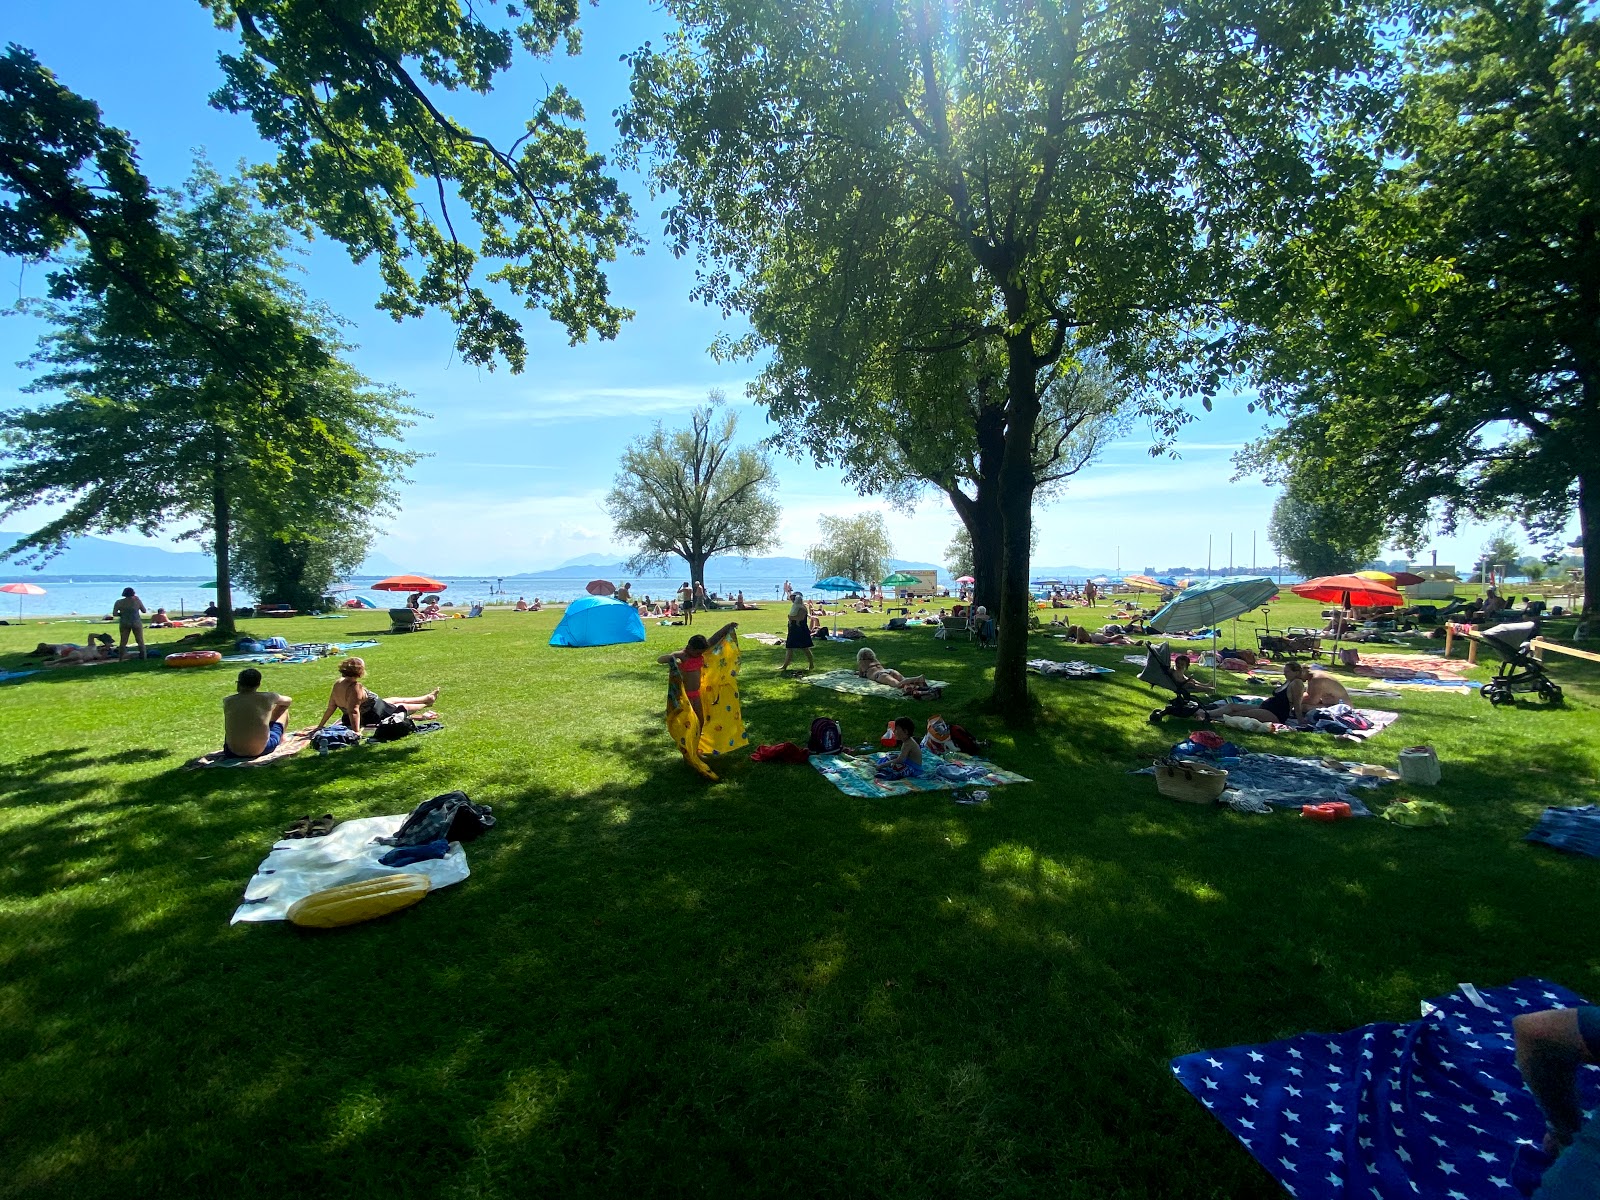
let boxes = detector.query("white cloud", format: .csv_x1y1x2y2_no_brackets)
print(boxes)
454,381,759,426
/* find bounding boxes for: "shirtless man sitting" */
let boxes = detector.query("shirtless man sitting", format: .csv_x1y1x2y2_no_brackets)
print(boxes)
222,668,292,759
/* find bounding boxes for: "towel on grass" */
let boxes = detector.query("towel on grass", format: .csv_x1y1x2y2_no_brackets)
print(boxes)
221,652,322,664
1144,750,1387,815
0,668,40,683
1171,978,1597,1200
810,750,1029,798
230,813,470,923
745,631,786,646
1525,804,1600,858
333,640,381,651
1027,658,1116,679
806,669,949,699
185,731,311,770
1350,653,1469,679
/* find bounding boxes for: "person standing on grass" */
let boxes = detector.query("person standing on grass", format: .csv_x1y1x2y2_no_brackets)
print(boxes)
222,668,292,759
1085,579,1098,607
781,590,814,672
111,586,146,660
1515,1004,1600,1198
677,581,695,625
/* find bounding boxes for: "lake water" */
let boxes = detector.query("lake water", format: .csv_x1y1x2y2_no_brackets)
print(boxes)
4,571,882,619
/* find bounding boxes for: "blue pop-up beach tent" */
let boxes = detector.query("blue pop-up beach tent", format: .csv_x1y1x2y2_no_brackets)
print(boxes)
549,595,646,648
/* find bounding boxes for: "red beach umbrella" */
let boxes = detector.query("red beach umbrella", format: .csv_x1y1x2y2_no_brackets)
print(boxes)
586,579,617,597
1290,574,1404,607
372,575,447,593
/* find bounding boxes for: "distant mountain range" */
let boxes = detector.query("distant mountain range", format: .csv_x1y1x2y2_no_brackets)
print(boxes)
0,529,407,580
517,553,947,581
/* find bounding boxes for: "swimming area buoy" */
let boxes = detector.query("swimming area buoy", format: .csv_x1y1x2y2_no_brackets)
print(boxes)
164,650,222,668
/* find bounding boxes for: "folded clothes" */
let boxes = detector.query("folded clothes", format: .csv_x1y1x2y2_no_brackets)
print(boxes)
378,839,451,867
1524,804,1600,858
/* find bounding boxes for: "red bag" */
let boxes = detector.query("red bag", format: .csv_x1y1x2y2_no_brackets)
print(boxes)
750,742,810,764
948,723,981,754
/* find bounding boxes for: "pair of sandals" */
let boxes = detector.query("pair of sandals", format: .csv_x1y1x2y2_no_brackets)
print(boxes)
282,813,338,839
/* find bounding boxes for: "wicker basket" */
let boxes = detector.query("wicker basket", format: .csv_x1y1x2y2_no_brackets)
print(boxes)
1154,758,1228,804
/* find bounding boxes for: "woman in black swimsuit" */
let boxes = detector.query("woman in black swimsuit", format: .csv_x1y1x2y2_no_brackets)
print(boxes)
309,657,440,733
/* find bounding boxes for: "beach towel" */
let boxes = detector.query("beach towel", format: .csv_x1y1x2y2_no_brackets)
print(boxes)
1350,653,1469,679
809,750,1030,798
230,813,471,924
1026,658,1115,679
185,731,312,770
666,634,747,781
806,669,949,700
1139,750,1386,815
1171,977,1597,1199
333,641,381,651
1525,804,1600,859
221,652,322,664
0,668,40,683
745,631,786,646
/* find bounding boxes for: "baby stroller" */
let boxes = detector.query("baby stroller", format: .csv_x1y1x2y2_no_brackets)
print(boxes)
1138,642,1209,724
1479,622,1562,706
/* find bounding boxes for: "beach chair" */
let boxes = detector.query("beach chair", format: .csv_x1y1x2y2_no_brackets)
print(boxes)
1478,622,1562,706
1138,643,1210,724
389,608,431,633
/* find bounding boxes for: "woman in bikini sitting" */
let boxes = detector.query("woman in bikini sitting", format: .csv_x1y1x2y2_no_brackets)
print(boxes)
1204,662,1346,722
308,657,440,734
855,647,934,696
658,622,738,725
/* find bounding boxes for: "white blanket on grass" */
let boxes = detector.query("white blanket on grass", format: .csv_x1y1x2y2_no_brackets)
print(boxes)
230,814,470,924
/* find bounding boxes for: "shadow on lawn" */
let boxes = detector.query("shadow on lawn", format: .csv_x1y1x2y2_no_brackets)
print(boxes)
4,630,1596,1199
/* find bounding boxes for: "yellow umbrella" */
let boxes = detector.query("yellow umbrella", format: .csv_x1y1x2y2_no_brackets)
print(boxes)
1356,570,1396,584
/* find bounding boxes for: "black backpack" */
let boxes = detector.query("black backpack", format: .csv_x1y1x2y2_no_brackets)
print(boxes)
808,717,843,754
371,711,417,742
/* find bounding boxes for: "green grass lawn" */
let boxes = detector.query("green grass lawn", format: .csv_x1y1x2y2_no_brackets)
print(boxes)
1,596,1596,1198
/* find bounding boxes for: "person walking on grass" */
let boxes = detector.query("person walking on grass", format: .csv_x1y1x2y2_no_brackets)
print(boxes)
781,590,815,672
112,586,146,661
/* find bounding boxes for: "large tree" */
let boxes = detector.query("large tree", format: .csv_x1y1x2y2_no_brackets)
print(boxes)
0,163,418,636
5,0,636,372
806,512,893,591
604,400,780,587
1267,478,1384,578
622,0,1392,721
1238,0,1600,626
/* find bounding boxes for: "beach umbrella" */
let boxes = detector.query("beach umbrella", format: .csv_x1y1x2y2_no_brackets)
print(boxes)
1292,573,1405,658
585,579,617,597
1359,569,1424,587
813,575,865,631
1150,576,1279,685
372,574,447,593
880,571,920,587
955,575,975,584
1123,574,1164,593
0,581,45,620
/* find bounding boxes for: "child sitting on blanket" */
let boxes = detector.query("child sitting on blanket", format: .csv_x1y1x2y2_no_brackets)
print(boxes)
845,716,924,779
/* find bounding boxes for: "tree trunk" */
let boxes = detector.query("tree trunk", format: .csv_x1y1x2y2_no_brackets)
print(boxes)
946,485,1003,612
212,439,236,638
989,334,1043,725
687,550,708,592
1578,468,1596,637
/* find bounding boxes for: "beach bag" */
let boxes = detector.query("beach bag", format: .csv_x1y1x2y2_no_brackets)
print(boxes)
1154,758,1228,804
371,711,417,742
947,722,981,754
807,717,843,754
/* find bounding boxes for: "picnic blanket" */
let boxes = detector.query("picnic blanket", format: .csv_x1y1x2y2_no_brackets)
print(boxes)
809,750,1030,798
1141,750,1386,815
1525,804,1600,859
185,731,312,770
1171,977,1598,1199
744,631,786,645
806,669,949,699
333,641,381,651
1350,653,1469,679
222,652,322,664
1027,658,1116,679
230,813,471,924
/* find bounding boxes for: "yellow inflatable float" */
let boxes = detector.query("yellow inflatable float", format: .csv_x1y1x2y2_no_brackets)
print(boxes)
665,633,747,782
286,873,431,928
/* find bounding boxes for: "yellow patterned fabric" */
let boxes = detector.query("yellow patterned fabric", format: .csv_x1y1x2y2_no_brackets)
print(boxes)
665,634,747,781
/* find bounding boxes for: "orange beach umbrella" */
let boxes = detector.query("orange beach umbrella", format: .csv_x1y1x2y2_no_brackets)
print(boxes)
372,575,447,593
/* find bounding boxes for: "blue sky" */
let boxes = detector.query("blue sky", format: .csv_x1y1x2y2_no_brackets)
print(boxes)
0,1,1553,575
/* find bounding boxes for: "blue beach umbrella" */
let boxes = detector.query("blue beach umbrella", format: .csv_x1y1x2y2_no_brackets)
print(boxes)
812,576,865,631
1149,576,1278,633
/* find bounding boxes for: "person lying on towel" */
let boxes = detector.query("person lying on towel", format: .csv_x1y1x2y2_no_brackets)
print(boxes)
855,647,937,697
222,668,292,759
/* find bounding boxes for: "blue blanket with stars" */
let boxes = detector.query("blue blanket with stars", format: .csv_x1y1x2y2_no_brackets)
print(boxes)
1171,978,1598,1199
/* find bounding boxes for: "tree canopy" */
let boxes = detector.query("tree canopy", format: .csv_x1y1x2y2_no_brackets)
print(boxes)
622,0,1395,721
0,162,418,635
604,399,780,586
807,513,893,591
1266,479,1384,579
1238,0,1600,623
4,0,637,373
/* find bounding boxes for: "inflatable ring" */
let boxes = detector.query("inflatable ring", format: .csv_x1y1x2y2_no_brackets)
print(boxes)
164,650,222,668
